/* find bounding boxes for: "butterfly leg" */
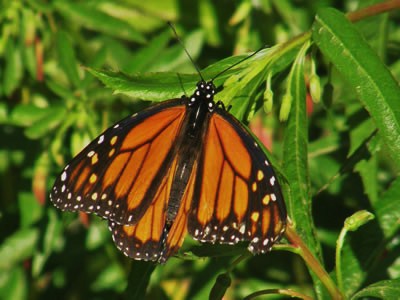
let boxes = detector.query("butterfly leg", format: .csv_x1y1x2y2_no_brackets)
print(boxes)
216,100,232,111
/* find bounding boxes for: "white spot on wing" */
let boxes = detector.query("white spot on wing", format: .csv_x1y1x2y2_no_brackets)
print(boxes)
270,176,276,186
98,135,104,144
271,193,277,201
239,224,246,234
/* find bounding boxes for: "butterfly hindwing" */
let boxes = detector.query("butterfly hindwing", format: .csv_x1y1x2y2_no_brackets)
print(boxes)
107,157,178,261
50,99,187,226
188,109,287,253
108,158,197,262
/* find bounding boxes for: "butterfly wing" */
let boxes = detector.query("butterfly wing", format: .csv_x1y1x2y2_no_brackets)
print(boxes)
188,110,287,253
109,159,198,262
50,99,187,226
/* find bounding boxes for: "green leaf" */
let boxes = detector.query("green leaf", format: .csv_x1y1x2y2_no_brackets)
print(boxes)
86,220,109,250
3,38,23,96
0,229,39,270
190,244,246,258
89,69,199,101
199,0,221,46
21,8,37,79
316,129,379,196
282,42,319,253
46,80,75,100
312,8,400,170
0,267,27,300
10,104,51,127
186,258,229,299
0,102,7,124
56,30,81,88
282,42,327,298
209,273,231,300
339,218,383,296
54,1,146,43
124,29,171,73
271,0,307,33
91,263,126,292
344,210,374,232
122,0,177,21
352,279,400,299
348,107,379,205
150,29,205,72
89,46,298,109
32,210,61,277
18,193,43,228
373,177,400,239
24,106,67,139
229,0,252,25
227,70,267,122
339,238,366,297
354,5,389,58
124,261,155,299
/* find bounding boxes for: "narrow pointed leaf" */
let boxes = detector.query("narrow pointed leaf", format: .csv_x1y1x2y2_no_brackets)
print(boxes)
312,8,400,169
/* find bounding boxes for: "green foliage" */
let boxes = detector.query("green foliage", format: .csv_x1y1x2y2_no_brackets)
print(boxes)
313,8,400,168
0,0,399,299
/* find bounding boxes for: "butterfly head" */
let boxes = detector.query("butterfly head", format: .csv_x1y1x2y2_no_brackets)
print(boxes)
189,81,217,111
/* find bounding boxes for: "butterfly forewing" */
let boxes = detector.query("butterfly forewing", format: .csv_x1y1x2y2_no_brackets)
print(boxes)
50,99,187,226
188,110,286,253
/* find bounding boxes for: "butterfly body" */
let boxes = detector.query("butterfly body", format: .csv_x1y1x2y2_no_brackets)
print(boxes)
51,80,286,263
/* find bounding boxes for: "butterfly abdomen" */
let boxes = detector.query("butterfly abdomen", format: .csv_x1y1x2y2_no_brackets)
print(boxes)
166,95,211,222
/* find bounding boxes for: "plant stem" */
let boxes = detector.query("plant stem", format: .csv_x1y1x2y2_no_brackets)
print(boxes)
335,227,347,292
244,288,314,300
347,0,400,22
284,224,344,300
283,0,400,58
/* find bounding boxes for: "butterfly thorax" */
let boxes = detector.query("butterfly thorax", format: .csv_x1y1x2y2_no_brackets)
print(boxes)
186,81,216,136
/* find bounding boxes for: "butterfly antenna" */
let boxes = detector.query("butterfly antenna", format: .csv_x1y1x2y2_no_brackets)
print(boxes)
168,22,205,82
211,46,267,82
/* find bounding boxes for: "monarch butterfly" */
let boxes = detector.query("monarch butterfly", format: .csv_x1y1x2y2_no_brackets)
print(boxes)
50,55,287,263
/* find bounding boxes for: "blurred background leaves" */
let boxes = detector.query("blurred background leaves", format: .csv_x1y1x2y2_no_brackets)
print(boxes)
0,0,399,299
